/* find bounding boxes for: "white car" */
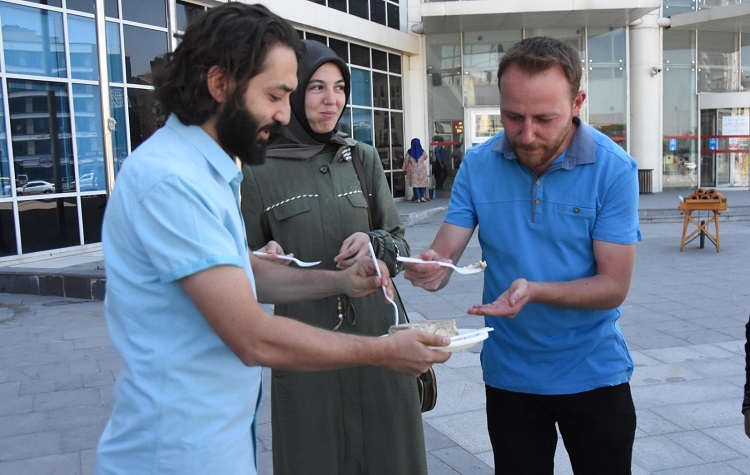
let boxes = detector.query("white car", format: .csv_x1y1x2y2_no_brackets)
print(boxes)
19,180,55,195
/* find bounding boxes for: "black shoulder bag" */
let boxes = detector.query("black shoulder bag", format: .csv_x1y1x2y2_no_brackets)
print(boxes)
350,145,437,413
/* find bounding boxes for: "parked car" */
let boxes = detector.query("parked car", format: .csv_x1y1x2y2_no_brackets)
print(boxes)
18,180,55,195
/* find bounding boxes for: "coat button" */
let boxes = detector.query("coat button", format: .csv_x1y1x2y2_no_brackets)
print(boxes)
320,166,328,174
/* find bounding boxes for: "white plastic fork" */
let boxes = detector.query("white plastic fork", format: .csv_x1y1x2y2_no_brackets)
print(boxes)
252,250,321,267
368,242,399,327
396,256,483,275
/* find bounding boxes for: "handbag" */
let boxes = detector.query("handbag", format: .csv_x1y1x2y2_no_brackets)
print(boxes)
350,145,438,412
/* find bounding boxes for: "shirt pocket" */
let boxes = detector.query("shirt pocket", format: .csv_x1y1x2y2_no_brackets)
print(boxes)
345,190,369,210
271,198,312,222
553,203,596,234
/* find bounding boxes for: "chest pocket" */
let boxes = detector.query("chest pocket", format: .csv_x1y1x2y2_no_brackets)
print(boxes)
553,203,596,233
271,198,312,222
345,190,369,209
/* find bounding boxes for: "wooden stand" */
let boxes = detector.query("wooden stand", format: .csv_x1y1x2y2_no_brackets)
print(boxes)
678,200,726,252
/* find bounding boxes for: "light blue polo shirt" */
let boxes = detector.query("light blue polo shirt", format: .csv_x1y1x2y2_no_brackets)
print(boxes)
446,118,641,395
97,116,261,474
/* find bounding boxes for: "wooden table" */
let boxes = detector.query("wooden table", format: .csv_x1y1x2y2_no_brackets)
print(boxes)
678,199,727,252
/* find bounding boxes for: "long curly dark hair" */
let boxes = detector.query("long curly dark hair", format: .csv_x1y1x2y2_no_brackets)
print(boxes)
154,3,304,125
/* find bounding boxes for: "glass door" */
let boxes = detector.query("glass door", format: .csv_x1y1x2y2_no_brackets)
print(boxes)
699,106,750,188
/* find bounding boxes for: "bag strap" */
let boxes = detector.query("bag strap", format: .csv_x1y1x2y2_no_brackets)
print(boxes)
349,145,409,324
350,144,374,231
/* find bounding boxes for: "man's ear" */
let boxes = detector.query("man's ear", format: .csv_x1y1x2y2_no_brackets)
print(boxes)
206,65,229,105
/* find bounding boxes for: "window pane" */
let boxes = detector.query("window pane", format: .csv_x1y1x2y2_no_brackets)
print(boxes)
8,80,74,193
110,87,128,175
372,49,387,71
389,53,401,74
73,84,105,192
329,38,348,62
67,0,95,14
68,15,99,81
352,108,373,145
351,68,372,106
122,0,166,28
105,0,118,17
175,2,205,32
0,3,67,78
19,197,80,253
330,0,347,13
337,106,352,137
742,33,750,90
373,72,388,108
0,202,18,256
371,0,386,26
20,0,61,6
350,44,370,67
81,194,106,244
306,33,327,45
106,22,123,83
386,2,399,30
374,110,390,170
698,31,739,93
349,0,368,20
123,25,168,84
0,87,10,197
128,88,160,152
587,28,627,149
389,75,402,110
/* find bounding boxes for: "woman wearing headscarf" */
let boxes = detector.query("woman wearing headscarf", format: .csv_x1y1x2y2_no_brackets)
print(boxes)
402,137,430,202
240,40,427,475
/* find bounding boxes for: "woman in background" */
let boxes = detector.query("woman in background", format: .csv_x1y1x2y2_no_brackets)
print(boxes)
402,137,430,202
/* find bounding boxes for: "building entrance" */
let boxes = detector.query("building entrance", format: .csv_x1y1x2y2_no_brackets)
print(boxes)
698,94,750,189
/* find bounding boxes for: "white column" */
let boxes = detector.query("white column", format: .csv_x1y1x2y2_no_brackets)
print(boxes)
629,9,665,192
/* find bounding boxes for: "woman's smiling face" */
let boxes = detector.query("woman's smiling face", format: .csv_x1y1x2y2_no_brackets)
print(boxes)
304,62,347,134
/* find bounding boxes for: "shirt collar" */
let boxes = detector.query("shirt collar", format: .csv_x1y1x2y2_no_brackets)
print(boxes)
493,116,596,170
165,115,241,183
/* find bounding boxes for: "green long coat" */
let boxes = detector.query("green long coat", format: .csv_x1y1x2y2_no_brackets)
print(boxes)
240,141,427,475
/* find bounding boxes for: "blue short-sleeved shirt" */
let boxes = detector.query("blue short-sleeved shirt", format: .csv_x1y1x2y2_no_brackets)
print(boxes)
446,118,642,395
96,116,261,474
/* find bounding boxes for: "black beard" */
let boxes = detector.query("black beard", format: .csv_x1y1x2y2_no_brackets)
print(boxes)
215,98,278,166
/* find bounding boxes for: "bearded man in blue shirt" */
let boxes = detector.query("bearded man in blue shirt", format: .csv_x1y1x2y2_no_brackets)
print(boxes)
95,4,449,474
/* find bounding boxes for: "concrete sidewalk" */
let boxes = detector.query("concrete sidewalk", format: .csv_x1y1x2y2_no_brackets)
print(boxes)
2,189,750,474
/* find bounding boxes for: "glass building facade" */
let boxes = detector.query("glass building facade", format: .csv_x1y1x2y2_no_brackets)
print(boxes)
1,0,748,261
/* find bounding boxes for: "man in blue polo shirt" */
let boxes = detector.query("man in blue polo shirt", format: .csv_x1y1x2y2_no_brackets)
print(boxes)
404,36,641,473
96,4,449,474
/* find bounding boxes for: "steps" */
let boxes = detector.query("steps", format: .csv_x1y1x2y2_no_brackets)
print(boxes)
639,205,750,223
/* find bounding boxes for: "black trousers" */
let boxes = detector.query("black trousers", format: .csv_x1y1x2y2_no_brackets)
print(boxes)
486,383,636,475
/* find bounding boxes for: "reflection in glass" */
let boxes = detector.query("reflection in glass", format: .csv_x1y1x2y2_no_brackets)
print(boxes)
8,80,74,194
350,44,370,68
329,39,348,62
0,3,67,78
67,0,95,14
372,49,387,72
73,84,105,192
123,25,168,85
663,29,698,190
0,202,18,256
18,197,80,253
0,87,10,197
128,88,161,152
351,68,372,107
389,76,402,110
81,195,106,244
106,21,123,83
389,53,401,74
122,0,167,28
391,111,404,169
587,28,627,149
352,108,373,145
374,110,390,170
371,0,386,26
387,2,399,30
105,0,118,17
373,72,388,108
176,2,206,32
697,31,739,93
110,87,128,175
350,0,368,20
68,15,98,81
337,106,352,137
